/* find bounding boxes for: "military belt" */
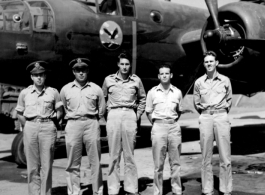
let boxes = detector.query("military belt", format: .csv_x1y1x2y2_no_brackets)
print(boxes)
69,115,96,121
154,119,177,124
27,118,53,123
202,109,227,115
111,107,133,111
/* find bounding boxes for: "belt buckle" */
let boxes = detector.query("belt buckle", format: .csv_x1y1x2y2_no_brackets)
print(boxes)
122,107,127,111
36,118,41,123
210,110,214,115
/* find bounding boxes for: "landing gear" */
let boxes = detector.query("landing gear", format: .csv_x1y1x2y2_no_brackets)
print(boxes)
11,131,26,167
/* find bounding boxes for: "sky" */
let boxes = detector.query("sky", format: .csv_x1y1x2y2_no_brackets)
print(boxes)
171,0,239,9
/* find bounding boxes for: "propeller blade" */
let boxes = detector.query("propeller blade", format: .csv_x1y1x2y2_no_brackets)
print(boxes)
205,0,220,29
226,38,265,52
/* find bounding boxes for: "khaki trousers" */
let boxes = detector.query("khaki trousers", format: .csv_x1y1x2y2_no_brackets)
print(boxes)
65,119,103,195
23,121,57,195
199,112,232,194
151,122,182,195
106,108,138,194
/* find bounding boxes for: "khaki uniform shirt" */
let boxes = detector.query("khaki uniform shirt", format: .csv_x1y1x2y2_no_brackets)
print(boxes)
193,72,232,113
16,85,63,119
145,84,183,120
102,72,146,117
60,80,106,119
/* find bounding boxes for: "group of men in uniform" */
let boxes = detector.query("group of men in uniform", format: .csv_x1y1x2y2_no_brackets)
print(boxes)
16,50,232,195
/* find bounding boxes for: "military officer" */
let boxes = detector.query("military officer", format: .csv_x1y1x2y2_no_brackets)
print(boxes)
146,63,183,195
102,52,146,195
16,61,63,195
193,51,233,195
60,58,106,195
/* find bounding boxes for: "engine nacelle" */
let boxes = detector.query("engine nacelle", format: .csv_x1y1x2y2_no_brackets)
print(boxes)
201,2,265,68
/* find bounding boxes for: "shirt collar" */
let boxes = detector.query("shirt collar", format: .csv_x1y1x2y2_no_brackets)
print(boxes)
204,71,221,81
30,85,47,94
71,80,90,88
115,71,134,81
156,84,174,92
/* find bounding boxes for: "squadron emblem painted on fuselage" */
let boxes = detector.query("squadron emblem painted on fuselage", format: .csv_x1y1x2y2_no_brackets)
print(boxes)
100,21,122,50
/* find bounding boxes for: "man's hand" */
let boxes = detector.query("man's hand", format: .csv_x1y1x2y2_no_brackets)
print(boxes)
146,112,153,125
17,111,26,129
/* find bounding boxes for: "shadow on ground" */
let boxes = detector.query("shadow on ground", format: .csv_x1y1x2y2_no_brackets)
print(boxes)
235,115,265,120
51,175,265,195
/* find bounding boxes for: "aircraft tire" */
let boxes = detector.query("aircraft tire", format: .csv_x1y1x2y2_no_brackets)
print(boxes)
11,131,27,167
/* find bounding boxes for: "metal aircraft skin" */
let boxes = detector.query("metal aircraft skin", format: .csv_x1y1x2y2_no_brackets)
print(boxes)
0,0,208,94
0,0,265,95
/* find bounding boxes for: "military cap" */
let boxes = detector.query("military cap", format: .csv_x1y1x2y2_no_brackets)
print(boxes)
69,58,90,69
26,61,49,74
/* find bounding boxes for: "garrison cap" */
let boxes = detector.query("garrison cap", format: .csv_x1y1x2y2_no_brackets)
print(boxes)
69,58,90,69
26,61,49,74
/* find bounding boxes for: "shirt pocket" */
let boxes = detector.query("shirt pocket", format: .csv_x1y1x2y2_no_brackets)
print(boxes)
85,93,97,109
109,86,121,100
128,86,136,101
215,87,226,94
200,89,208,96
25,98,36,106
24,96,36,114
153,98,165,111
43,96,54,113
171,99,179,112
66,93,79,111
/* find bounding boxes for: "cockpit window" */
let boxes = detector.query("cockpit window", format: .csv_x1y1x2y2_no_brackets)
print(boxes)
120,0,135,17
99,0,118,15
0,2,29,32
0,2,25,11
27,1,54,31
77,0,97,13
4,11,29,31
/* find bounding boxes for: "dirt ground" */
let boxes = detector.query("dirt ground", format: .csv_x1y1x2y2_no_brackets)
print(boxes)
1,105,265,195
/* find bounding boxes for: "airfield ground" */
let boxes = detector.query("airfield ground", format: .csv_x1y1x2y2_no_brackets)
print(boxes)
1,94,265,195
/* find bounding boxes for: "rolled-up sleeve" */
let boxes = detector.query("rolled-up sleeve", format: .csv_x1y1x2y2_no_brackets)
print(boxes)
145,90,153,113
97,88,106,119
193,81,204,113
226,78,233,113
60,87,68,118
60,87,66,108
54,89,63,109
136,79,146,117
102,79,108,98
16,89,26,113
177,91,183,113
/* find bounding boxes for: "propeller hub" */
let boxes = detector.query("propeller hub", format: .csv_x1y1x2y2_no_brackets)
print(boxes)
203,28,225,45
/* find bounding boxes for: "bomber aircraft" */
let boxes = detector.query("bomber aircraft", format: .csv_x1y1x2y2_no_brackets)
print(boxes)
3,0,265,165
0,0,207,93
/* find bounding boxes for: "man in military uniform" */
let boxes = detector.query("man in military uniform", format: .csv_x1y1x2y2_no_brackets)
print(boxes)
16,61,63,195
145,64,183,195
193,51,232,195
102,52,146,195
60,58,106,195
